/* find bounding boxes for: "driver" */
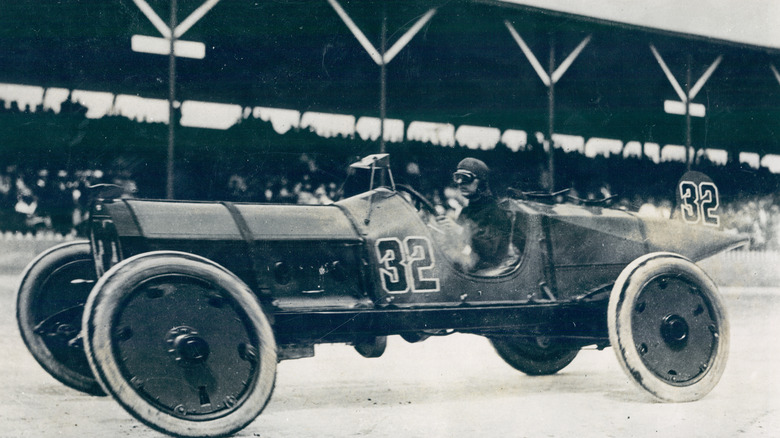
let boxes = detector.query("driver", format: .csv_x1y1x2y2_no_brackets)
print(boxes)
437,158,512,271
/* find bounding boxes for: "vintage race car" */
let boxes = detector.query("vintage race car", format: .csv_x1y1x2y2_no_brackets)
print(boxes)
17,154,746,437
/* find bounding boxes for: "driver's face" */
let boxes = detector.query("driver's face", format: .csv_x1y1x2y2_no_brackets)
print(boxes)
458,178,480,199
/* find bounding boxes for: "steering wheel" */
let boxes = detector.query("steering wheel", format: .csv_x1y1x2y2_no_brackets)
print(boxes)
395,184,439,216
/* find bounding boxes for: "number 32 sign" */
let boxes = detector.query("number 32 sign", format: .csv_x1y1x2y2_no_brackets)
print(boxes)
677,171,720,227
375,236,441,294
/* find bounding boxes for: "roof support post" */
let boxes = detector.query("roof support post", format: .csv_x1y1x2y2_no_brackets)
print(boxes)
131,0,222,199
650,44,722,169
328,0,436,153
380,8,387,154
505,21,591,191
167,0,177,200
686,55,692,170
547,37,556,191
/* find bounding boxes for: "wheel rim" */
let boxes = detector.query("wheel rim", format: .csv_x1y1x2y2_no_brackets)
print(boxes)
111,274,262,420
30,258,96,382
630,274,721,386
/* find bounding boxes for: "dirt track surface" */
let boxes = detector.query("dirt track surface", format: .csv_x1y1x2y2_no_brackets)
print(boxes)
2,275,778,438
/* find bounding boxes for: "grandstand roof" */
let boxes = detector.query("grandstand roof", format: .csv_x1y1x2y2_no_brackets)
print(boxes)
1,0,779,154
497,0,780,51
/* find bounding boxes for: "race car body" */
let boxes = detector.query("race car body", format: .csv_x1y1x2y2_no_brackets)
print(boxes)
88,180,744,345
17,154,747,438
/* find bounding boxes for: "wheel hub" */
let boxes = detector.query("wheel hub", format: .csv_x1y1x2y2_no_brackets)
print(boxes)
176,335,210,365
166,326,210,366
660,314,689,350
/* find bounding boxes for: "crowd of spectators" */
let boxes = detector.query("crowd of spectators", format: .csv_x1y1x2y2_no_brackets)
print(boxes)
1,149,779,251
0,165,136,237
720,195,780,251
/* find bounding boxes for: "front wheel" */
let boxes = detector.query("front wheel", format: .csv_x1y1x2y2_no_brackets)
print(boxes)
608,252,729,402
490,336,579,375
83,251,277,437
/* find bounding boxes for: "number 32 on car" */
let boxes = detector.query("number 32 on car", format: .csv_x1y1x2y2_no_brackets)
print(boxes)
679,180,720,227
375,236,441,294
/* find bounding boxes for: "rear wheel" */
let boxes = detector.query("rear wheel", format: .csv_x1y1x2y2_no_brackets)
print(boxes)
16,240,104,395
608,252,729,402
490,336,579,375
83,251,277,437
354,336,387,358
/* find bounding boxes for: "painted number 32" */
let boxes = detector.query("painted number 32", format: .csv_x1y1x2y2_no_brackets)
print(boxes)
375,237,440,294
679,180,720,227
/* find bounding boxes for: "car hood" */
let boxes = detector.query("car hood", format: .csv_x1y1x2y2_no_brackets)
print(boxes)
104,199,361,241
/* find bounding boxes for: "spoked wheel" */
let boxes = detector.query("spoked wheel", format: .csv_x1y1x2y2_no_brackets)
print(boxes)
83,252,277,437
490,336,579,375
16,240,104,395
608,252,729,402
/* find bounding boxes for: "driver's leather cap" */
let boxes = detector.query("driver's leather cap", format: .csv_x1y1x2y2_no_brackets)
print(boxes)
456,158,490,182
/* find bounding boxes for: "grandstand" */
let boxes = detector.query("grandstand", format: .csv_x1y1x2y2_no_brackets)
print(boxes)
0,1,779,247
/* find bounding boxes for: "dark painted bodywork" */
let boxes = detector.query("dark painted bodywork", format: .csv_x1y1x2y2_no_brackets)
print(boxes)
88,188,745,349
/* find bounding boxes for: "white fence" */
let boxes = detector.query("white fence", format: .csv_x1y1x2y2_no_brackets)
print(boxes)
698,250,780,287
1,231,71,242
0,232,75,274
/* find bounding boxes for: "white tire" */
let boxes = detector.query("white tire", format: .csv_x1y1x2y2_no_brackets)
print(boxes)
83,251,277,437
608,252,729,402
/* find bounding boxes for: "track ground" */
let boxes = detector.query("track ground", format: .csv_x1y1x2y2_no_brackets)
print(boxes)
1,276,777,438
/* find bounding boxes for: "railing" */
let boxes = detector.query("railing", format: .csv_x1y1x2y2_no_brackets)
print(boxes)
698,250,780,288
1,230,71,242
714,249,780,262
0,232,76,275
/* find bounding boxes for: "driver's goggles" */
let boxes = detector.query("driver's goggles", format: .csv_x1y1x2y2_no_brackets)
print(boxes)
452,170,477,185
